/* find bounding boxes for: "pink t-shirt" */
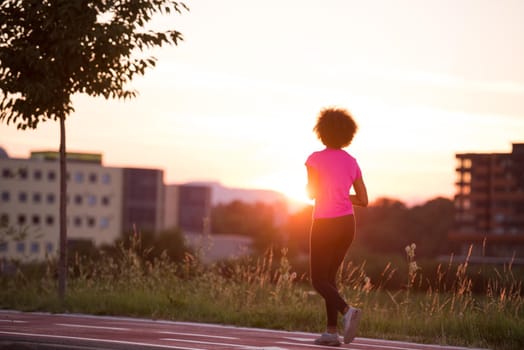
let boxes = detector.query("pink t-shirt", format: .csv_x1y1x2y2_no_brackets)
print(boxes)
305,148,362,219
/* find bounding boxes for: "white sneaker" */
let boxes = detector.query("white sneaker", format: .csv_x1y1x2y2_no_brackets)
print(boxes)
314,332,341,347
343,306,362,344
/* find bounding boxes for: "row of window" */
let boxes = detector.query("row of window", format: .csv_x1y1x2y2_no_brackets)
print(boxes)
457,157,515,168
456,198,524,211
1,168,112,184
456,170,516,182
1,191,112,206
0,241,54,255
456,182,524,194
0,213,111,229
455,225,522,235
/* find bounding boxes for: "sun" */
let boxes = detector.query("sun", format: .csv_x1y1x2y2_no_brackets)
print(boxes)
253,171,313,207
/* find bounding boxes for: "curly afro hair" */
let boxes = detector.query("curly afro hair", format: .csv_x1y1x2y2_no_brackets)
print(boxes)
313,107,358,149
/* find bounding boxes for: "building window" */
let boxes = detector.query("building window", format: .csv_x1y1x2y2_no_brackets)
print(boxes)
16,242,25,253
494,214,505,223
0,213,8,226
494,227,504,234
33,192,42,204
33,169,42,180
74,194,83,205
2,168,12,178
74,216,82,227
18,168,28,180
46,193,56,204
46,242,54,254
0,242,7,253
87,216,96,228
495,201,508,209
48,170,56,181
46,215,55,226
494,186,506,193
32,215,41,225
101,173,111,184
100,217,109,229
18,192,28,203
88,173,97,183
74,172,84,183
30,242,39,253
474,174,488,183
87,195,96,206
17,214,26,225
1,191,9,202
475,200,488,209
515,201,524,214
101,196,110,206
473,185,488,193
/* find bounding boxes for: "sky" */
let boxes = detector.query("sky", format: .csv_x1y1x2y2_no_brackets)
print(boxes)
1,0,524,206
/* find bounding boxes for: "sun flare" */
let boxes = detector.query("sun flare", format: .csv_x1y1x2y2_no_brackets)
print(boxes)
253,171,312,207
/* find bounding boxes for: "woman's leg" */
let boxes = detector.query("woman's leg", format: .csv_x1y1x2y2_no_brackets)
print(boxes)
310,215,355,328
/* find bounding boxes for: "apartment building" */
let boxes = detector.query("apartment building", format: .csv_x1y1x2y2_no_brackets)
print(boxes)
177,185,212,233
121,167,164,235
0,148,173,261
163,184,212,233
0,150,123,261
450,143,524,257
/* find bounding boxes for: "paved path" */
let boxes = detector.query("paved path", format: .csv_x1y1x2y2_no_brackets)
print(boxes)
0,310,486,350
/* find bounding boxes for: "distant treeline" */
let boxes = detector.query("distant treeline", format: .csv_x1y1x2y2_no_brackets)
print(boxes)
212,197,456,259
66,197,454,269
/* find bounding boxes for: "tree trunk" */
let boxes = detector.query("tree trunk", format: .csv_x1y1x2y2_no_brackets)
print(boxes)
58,115,67,300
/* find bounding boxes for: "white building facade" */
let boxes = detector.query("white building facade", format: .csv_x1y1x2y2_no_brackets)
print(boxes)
0,151,123,261
0,147,253,264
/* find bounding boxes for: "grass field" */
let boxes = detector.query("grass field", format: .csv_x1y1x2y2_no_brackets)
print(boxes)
1,241,523,350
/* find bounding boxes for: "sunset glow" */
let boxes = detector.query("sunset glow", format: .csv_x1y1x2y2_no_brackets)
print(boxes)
1,0,524,206
252,170,312,206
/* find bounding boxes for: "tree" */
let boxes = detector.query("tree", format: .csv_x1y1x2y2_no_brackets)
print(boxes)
0,0,187,299
284,205,313,256
211,200,283,251
403,197,454,256
355,197,454,257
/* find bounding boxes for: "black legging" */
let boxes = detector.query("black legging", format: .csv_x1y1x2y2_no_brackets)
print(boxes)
310,214,355,328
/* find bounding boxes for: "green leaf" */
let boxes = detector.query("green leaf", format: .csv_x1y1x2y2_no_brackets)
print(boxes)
0,0,188,126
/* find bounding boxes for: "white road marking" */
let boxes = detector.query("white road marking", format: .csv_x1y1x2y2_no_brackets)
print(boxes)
54,323,130,331
278,340,450,350
240,347,290,350
330,342,409,350
0,320,26,323
283,336,314,342
281,337,422,349
280,336,488,350
161,337,288,349
157,330,238,340
361,337,488,350
0,330,206,350
0,311,490,350
278,341,336,348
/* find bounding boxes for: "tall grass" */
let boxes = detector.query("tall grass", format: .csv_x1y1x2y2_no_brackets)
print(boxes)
1,238,523,350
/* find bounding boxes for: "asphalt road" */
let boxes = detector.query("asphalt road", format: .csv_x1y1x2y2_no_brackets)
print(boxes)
0,310,487,350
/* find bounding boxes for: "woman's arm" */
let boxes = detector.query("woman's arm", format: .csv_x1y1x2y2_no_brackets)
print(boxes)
350,176,368,207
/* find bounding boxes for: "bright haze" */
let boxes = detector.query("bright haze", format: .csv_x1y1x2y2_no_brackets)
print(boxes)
2,0,524,206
